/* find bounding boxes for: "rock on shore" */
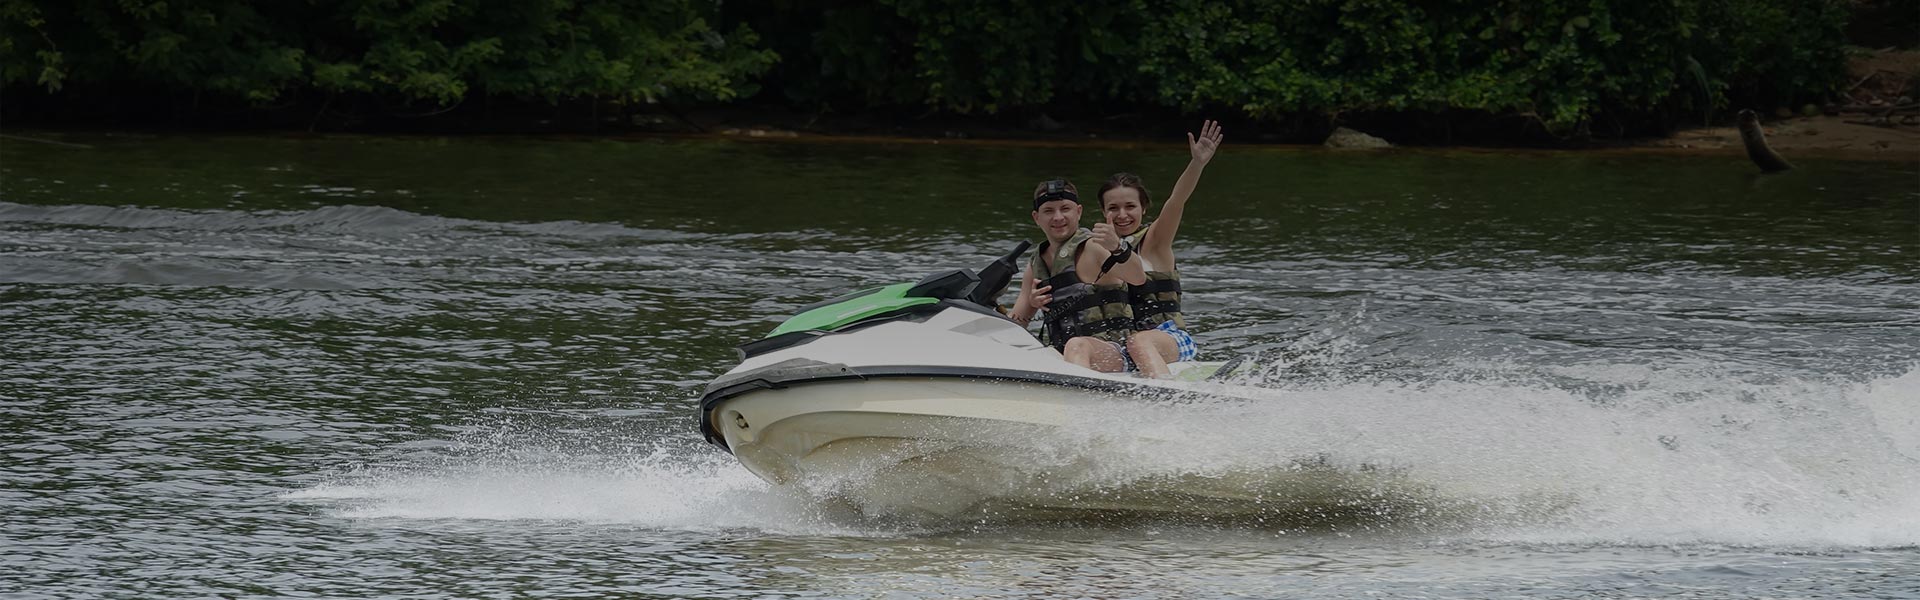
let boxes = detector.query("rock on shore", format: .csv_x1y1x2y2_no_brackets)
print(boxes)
1325,127,1392,149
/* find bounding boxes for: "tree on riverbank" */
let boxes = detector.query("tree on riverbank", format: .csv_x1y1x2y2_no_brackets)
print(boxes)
1,0,1870,141
1,0,775,126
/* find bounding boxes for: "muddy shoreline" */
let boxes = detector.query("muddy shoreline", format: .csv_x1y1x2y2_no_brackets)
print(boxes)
677,111,1919,160
5,106,1915,162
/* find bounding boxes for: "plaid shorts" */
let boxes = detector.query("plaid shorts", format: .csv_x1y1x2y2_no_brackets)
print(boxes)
1157,320,1199,362
1112,321,1199,370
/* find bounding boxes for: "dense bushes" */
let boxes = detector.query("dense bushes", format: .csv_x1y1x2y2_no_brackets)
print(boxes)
2,0,1852,135
734,0,1851,133
1,0,775,106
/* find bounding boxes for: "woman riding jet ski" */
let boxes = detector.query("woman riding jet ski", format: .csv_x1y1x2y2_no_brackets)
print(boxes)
697,240,1262,518
1005,120,1222,378
696,122,1281,519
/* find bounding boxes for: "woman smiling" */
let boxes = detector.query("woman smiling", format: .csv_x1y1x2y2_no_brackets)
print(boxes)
1096,120,1223,377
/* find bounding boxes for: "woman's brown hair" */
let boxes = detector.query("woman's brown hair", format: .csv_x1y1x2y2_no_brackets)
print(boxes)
1097,172,1151,210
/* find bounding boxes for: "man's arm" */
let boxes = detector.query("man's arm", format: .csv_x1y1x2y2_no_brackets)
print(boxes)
1008,263,1050,326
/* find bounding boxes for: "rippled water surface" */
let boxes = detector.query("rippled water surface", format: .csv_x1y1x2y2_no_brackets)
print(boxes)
3,133,1918,598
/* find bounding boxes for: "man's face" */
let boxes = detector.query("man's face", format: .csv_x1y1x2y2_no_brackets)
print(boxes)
1032,200,1082,240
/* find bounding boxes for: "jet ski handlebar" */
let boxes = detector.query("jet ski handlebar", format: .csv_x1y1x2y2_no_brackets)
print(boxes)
903,241,1033,309
967,241,1031,307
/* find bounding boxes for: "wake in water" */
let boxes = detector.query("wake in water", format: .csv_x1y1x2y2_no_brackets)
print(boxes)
286,361,1920,548
1130,363,1920,547
285,439,876,536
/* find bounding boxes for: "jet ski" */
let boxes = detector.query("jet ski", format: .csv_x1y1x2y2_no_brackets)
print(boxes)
697,243,1330,519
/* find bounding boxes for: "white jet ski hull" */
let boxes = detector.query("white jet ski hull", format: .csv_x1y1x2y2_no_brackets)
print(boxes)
698,307,1402,519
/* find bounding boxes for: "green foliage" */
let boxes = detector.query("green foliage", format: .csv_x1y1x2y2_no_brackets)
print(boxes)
1,0,776,107
2,0,1849,132
737,0,1850,133
728,0,1152,114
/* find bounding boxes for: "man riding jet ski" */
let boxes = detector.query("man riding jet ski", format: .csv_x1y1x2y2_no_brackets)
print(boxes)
696,243,1257,517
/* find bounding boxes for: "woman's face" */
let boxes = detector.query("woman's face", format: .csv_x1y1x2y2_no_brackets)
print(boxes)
1102,187,1146,236
1032,200,1082,241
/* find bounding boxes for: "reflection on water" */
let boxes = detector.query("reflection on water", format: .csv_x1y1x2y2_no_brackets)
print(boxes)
2,133,1917,597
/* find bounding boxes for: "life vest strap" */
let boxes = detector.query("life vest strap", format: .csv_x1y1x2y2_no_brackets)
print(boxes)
1131,277,1181,296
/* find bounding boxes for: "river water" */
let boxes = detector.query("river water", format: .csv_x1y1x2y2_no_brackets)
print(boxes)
2,133,1917,598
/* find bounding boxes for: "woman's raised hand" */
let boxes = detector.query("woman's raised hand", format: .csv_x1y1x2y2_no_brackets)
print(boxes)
1189,119,1223,164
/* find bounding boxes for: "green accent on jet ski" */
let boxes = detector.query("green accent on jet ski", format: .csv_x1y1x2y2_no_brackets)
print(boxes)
768,283,940,337
1164,359,1258,382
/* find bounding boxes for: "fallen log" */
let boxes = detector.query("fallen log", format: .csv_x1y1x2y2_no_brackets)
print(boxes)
1736,109,1793,173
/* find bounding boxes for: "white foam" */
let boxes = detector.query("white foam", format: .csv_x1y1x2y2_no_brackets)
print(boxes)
286,365,1920,547
284,444,863,536
906,361,1920,547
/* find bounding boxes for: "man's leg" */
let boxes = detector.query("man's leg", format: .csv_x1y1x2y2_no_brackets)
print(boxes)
1064,337,1130,372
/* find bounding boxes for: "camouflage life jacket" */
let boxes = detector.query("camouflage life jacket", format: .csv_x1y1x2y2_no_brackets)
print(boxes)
1121,223,1185,330
1031,229,1134,351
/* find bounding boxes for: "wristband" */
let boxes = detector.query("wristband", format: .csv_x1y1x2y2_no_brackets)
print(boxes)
1098,243,1135,276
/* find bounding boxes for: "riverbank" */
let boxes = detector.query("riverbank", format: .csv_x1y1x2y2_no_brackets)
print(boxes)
5,116,1915,164
1643,115,1918,157
605,45,1920,160
673,109,1919,159
1633,46,1918,160
11,51,1916,160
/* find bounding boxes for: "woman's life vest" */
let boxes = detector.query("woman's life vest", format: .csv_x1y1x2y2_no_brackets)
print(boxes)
1031,229,1134,351
1121,223,1185,331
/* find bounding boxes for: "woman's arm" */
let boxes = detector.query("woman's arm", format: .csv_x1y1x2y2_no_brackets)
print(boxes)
1083,223,1148,286
1098,246,1148,286
1141,120,1223,260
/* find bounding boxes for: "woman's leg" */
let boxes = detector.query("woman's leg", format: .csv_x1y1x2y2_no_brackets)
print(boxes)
1125,329,1180,378
1064,336,1130,373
